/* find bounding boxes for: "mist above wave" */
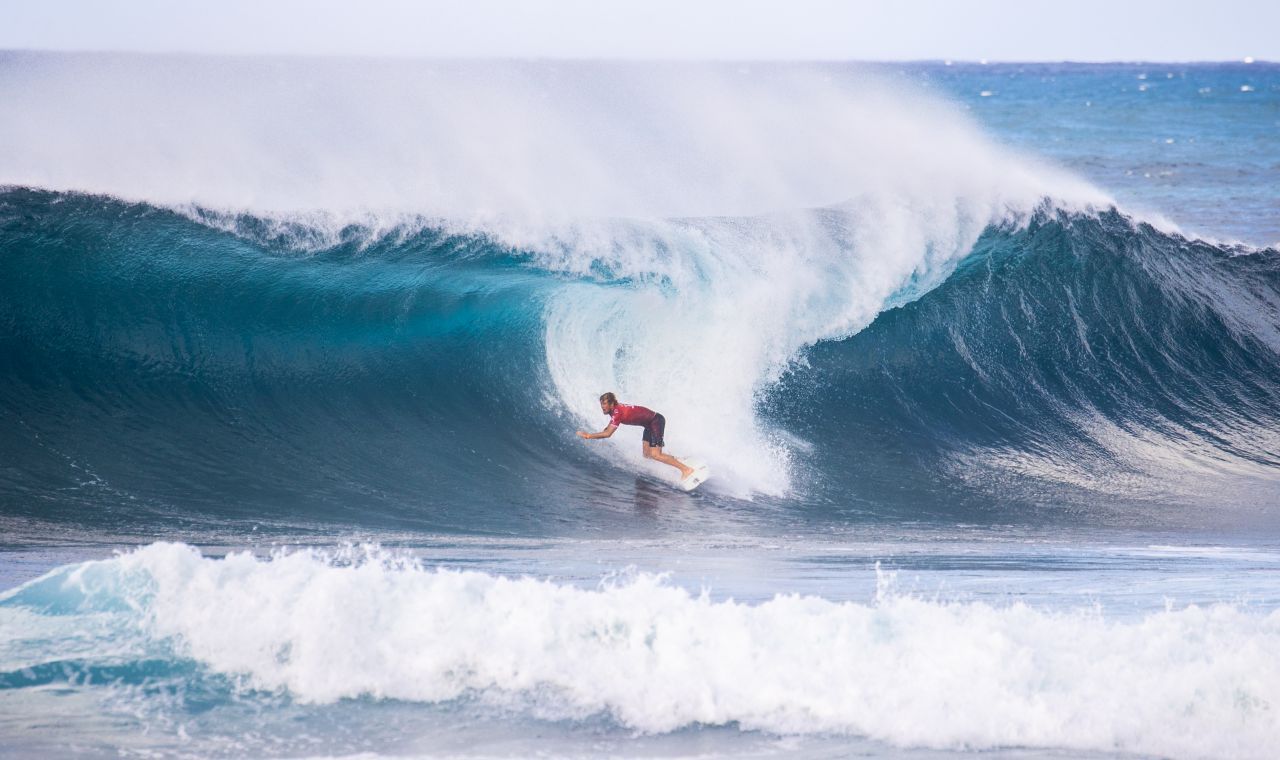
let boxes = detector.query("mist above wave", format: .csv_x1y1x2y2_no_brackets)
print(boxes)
0,52,1103,222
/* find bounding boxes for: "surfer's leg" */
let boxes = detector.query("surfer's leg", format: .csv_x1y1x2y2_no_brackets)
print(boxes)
643,442,695,479
642,415,694,478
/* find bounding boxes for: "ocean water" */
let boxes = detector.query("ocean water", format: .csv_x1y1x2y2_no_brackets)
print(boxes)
1,52,1279,758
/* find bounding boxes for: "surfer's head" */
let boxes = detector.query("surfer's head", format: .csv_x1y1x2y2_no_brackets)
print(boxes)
599,392,617,414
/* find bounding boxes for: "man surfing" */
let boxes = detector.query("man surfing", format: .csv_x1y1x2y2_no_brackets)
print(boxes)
577,392,697,482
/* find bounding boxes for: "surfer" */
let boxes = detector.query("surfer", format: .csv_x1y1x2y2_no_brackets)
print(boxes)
577,392,696,481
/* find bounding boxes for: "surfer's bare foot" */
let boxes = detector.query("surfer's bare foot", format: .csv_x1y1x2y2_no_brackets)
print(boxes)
680,466,695,480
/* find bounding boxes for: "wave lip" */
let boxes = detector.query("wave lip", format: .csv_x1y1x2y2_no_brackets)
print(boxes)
4,543,1278,759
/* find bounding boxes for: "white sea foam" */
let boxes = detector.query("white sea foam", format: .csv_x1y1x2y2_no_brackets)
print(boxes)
11,543,1278,759
0,53,1113,494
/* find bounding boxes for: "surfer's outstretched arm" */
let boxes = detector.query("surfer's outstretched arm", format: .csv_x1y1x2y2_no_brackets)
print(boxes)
576,425,617,440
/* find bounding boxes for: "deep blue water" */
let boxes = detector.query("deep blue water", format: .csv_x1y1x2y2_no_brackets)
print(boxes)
917,62,1280,246
1,55,1278,758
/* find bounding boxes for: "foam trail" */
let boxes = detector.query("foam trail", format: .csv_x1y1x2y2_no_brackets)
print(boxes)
4,544,1277,759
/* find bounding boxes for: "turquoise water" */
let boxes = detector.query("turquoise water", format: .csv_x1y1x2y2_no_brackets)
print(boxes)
1,55,1279,758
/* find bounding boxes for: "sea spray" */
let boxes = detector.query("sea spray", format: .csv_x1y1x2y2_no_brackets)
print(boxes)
0,54,1103,221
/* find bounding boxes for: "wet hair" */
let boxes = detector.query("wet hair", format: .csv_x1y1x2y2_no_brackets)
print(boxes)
599,392,618,405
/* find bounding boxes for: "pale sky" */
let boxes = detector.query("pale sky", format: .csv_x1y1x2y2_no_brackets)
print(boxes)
2,0,1276,62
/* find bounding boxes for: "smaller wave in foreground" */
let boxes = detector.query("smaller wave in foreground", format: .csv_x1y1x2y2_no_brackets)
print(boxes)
2,543,1277,759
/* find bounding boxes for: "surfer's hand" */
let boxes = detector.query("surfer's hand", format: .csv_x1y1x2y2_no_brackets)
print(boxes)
576,431,589,439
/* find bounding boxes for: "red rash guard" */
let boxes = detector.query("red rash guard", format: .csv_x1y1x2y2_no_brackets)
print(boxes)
608,403,657,428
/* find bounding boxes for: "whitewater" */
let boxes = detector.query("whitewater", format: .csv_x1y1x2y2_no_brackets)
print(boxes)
2,52,1279,758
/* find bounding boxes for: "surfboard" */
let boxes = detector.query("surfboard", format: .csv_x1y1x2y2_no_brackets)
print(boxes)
678,459,711,492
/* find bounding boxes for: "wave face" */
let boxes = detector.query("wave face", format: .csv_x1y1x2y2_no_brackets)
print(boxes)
0,189,571,535
2,188,1279,536
3,543,1278,759
768,210,1280,525
1,54,1279,535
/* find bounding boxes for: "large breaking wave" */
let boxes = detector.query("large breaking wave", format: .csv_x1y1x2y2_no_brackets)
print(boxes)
2,53,1279,533
2,189,1278,534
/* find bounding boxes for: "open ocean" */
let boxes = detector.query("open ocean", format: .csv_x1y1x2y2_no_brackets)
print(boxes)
2,53,1279,758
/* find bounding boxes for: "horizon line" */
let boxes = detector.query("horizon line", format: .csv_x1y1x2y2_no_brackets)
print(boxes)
1,48,1274,66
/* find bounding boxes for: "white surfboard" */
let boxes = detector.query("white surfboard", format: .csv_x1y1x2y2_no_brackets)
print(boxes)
678,459,711,492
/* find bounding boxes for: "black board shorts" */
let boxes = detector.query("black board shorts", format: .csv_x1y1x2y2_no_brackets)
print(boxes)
642,414,666,448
